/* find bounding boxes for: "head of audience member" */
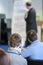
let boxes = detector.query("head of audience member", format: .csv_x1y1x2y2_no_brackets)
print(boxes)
0,48,10,65
26,0,31,9
8,33,22,48
27,30,37,43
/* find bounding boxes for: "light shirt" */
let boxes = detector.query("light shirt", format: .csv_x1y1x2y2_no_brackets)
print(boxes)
21,40,43,60
24,6,32,19
8,47,27,65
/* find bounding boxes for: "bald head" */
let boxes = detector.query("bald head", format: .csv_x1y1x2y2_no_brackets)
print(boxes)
0,49,10,65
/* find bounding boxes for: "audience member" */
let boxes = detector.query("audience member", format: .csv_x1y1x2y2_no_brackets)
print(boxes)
21,30,43,60
0,48,10,65
8,33,27,65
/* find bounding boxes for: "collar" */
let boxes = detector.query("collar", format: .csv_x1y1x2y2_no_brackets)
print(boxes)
8,47,21,55
32,40,40,45
28,6,32,12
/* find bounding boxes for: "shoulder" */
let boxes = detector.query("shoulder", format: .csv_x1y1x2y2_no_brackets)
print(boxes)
20,55,27,63
30,8,36,13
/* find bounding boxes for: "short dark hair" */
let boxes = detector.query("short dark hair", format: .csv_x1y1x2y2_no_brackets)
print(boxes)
27,30,37,42
26,2,31,6
8,33,21,47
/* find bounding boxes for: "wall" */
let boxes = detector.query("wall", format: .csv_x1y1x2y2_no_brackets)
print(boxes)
12,0,26,46
32,0,42,21
0,0,14,18
0,0,42,19
42,0,43,20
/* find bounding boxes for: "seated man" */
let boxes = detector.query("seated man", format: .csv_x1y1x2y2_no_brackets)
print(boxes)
21,30,43,60
8,33,27,65
0,48,10,65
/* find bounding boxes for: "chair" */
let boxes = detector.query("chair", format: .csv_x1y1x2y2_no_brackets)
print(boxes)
0,45,9,51
27,60,43,65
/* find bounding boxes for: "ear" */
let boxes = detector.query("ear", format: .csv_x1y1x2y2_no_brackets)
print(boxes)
8,41,10,46
28,38,32,44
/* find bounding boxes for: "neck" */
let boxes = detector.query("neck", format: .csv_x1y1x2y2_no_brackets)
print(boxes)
10,47,21,52
29,6,32,10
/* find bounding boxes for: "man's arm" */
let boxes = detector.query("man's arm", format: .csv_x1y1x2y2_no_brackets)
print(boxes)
21,46,31,58
29,8,36,23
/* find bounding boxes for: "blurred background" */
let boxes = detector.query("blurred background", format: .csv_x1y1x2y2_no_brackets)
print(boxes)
0,0,43,46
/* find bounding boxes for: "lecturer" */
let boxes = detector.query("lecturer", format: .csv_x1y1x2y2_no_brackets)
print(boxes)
25,0,37,47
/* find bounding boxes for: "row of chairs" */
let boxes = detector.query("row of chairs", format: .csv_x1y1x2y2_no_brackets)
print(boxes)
0,45,8,51
27,60,43,65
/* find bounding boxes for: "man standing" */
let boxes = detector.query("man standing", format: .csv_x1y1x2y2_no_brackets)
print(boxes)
25,0,37,47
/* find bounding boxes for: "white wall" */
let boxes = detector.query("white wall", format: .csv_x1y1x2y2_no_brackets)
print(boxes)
0,0,42,19
32,0,42,21
12,0,26,46
0,0,14,18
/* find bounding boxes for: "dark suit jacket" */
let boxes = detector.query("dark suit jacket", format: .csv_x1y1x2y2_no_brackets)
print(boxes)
25,8,37,33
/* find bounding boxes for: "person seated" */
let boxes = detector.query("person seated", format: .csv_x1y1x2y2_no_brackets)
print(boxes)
0,48,10,65
21,30,43,60
8,33,27,65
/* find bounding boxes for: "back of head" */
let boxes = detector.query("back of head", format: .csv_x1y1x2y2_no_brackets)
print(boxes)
0,48,10,65
25,0,31,6
8,33,21,47
27,30,37,42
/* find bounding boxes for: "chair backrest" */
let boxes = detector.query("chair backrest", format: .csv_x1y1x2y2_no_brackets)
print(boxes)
0,45,9,51
27,60,43,65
